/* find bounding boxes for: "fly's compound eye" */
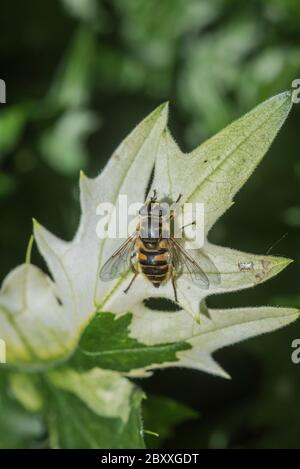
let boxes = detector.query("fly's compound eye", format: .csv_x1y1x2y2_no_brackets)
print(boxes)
139,205,148,216
159,205,169,217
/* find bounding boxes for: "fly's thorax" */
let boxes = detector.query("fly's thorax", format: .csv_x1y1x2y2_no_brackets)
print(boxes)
138,202,171,240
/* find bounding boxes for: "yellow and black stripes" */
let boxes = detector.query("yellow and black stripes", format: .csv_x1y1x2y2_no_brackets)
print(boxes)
137,242,170,288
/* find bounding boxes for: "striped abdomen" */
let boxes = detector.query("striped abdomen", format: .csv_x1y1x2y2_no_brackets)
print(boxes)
137,240,170,288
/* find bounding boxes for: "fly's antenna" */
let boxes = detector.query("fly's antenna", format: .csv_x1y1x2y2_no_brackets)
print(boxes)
175,193,182,204
169,193,183,215
151,189,158,202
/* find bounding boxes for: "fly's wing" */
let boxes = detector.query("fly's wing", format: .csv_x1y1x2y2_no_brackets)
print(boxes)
99,234,137,281
169,238,220,289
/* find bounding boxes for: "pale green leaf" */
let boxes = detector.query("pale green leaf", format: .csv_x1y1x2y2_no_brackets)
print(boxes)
67,306,298,378
0,264,78,367
48,368,135,422
128,304,299,378
1,94,296,377
152,92,292,233
34,103,169,328
9,374,44,413
44,368,145,449
172,243,293,321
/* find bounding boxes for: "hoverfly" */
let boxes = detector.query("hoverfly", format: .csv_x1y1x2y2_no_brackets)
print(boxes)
99,191,219,302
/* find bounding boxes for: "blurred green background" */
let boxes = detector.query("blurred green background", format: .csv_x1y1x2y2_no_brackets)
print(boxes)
1,0,300,449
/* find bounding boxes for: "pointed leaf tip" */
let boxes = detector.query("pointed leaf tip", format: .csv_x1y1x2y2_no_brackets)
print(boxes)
150,102,169,124
157,101,169,114
32,218,40,229
79,169,87,180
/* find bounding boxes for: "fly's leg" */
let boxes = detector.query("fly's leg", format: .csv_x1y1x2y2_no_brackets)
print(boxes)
181,220,196,234
124,272,138,294
124,254,139,294
166,194,183,239
171,270,178,303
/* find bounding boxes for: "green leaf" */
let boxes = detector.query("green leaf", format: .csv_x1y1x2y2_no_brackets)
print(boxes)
143,395,198,447
44,368,145,449
61,0,99,22
0,106,26,154
49,27,96,108
0,373,44,448
115,0,220,68
39,109,98,175
0,172,16,198
180,19,259,138
71,312,191,372
70,307,299,379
